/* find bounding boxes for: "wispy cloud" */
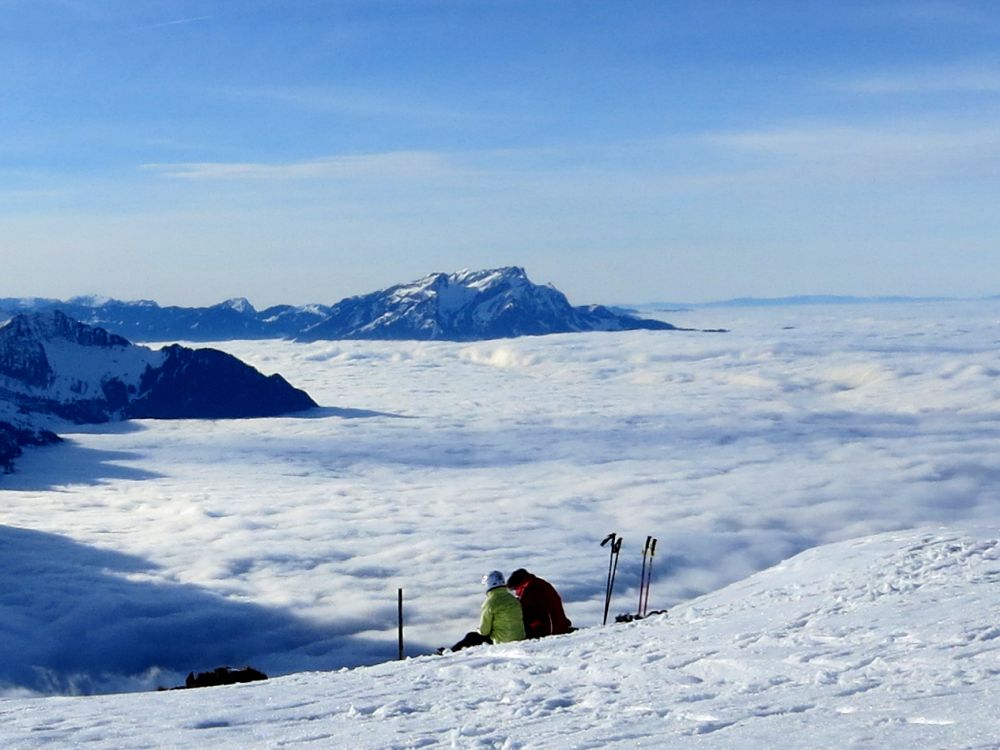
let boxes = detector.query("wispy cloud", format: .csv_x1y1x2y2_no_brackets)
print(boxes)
863,0,996,27
215,84,515,126
702,122,1000,181
127,15,212,33
142,150,470,182
138,120,1000,194
836,65,1000,94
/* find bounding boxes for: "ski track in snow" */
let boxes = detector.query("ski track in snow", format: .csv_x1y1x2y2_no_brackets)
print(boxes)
1,301,1000,746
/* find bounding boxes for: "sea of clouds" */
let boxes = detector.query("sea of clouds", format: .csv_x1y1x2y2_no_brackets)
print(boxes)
1,300,998,695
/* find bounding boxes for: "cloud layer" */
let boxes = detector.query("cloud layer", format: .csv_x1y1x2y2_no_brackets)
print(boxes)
2,300,999,693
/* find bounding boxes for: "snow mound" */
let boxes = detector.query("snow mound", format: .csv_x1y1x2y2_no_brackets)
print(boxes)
2,527,997,748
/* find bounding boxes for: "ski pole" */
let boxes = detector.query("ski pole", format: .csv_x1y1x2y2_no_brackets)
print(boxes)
638,535,651,616
641,538,657,617
397,588,404,660
607,536,623,624
601,533,617,625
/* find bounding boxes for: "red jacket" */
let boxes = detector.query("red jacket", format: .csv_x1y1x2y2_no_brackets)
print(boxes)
512,574,572,638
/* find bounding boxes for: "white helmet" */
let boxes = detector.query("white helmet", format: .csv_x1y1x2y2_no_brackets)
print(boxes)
482,570,506,589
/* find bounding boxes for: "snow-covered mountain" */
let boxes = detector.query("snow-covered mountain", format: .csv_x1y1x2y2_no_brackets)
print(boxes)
0,268,676,342
0,295,327,341
298,267,677,341
0,311,317,471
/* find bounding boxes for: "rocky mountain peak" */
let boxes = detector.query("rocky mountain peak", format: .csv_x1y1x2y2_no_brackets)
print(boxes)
0,311,130,389
217,298,257,315
1,312,318,473
0,310,130,349
299,267,675,341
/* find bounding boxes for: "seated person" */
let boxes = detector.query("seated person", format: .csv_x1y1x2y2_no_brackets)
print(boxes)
445,570,527,652
507,568,573,638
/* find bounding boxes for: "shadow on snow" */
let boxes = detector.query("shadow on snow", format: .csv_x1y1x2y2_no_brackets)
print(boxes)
0,524,424,695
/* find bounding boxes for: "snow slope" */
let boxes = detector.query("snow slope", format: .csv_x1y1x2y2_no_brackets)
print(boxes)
0,527,997,749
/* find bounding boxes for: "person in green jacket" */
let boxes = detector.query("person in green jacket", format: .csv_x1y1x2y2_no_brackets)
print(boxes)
443,570,527,652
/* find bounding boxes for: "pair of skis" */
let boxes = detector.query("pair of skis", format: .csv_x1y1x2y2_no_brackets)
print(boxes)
601,532,658,625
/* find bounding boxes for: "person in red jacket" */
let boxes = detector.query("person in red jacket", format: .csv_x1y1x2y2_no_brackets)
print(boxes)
507,568,573,638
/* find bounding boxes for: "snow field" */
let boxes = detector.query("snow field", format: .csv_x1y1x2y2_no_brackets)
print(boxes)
0,527,997,748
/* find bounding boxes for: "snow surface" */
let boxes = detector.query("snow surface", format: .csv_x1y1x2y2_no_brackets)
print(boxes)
0,312,164,403
1,300,999,746
0,528,998,748
35,339,163,402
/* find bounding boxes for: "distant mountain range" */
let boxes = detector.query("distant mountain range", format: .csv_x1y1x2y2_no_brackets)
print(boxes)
0,268,677,342
631,294,998,311
0,311,317,473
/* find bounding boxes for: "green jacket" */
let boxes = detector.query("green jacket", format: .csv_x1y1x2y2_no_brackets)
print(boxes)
479,587,526,643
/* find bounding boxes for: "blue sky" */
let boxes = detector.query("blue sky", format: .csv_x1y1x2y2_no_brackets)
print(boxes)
1,0,998,307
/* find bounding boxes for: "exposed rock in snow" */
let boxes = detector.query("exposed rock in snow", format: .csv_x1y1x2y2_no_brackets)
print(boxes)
126,344,316,420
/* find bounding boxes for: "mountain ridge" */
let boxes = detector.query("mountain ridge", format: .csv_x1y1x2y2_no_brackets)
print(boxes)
629,293,999,311
0,311,317,473
1,267,677,342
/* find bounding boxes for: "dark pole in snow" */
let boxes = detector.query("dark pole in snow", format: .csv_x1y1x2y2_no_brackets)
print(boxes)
641,539,657,617
638,535,652,616
397,588,404,660
609,537,622,621
601,533,617,625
